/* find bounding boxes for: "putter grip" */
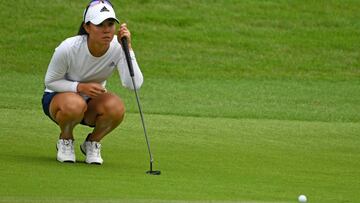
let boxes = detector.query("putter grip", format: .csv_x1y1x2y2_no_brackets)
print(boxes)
121,37,134,77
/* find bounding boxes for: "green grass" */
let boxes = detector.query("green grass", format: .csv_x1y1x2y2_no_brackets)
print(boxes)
1,0,360,203
1,109,359,202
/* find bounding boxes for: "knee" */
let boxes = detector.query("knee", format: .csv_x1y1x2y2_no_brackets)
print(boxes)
102,94,125,121
60,96,87,118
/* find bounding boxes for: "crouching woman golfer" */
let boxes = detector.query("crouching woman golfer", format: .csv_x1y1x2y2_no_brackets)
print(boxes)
42,0,143,164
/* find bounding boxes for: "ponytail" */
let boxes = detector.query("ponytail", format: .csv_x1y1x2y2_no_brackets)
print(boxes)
77,22,89,35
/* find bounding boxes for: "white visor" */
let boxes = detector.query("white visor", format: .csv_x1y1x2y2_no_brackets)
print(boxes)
84,2,119,25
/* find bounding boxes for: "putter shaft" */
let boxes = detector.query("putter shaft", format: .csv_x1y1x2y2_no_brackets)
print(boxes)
130,77,154,165
121,37,159,175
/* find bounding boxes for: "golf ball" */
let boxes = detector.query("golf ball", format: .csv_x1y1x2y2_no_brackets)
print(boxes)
298,195,307,203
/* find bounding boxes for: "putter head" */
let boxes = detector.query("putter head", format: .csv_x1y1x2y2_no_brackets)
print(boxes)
146,170,161,175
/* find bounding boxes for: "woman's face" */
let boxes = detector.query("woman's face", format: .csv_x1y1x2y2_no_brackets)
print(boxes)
85,19,116,46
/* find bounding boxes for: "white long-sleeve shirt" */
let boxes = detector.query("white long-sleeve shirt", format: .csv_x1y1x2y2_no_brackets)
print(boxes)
44,35,143,93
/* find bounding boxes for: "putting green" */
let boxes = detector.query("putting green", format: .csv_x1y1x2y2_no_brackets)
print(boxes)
0,109,359,203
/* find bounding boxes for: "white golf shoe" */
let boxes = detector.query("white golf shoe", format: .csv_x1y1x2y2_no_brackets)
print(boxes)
56,139,75,163
80,141,103,165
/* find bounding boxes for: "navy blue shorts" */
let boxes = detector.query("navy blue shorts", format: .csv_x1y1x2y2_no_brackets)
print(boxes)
41,92,57,121
41,92,93,127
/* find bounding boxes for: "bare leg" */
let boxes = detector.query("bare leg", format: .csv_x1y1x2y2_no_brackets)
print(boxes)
49,93,87,140
83,93,125,142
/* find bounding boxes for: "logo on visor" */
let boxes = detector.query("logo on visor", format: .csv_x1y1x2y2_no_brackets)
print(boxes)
100,6,110,12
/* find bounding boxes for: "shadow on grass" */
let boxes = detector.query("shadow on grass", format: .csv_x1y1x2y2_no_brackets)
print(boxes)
3,153,57,165
3,151,137,172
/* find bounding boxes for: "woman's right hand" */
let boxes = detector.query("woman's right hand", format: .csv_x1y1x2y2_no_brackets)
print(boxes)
77,82,106,98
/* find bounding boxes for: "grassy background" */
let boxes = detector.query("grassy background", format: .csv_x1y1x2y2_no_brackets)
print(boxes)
0,0,359,203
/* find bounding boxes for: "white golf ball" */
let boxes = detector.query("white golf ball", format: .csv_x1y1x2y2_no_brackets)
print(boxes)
298,195,307,203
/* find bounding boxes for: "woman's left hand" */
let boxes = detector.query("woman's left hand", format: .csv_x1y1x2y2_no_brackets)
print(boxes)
118,23,132,50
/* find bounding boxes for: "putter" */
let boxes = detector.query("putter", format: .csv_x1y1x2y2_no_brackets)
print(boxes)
121,37,161,176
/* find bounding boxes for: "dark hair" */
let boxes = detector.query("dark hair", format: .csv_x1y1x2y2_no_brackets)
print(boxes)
77,22,90,35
